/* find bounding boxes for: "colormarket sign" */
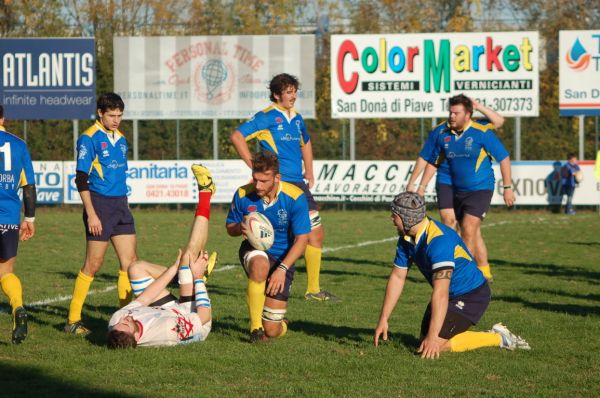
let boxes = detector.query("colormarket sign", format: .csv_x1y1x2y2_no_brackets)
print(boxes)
113,35,315,120
331,32,539,118
559,30,600,116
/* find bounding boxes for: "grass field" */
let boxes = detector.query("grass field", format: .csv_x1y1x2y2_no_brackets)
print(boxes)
0,207,599,397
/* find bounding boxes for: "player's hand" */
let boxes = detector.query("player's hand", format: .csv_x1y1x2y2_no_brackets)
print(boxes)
374,319,389,347
19,221,35,241
87,213,103,236
266,268,286,295
406,184,417,193
503,188,516,207
190,250,209,279
416,185,426,197
170,249,183,269
304,172,315,189
471,98,481,110
417,334,445,359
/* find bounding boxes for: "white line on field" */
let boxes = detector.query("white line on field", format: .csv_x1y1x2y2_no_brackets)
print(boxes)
13,217,552,311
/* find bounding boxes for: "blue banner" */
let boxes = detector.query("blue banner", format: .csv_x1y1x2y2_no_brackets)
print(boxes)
0,38,96,120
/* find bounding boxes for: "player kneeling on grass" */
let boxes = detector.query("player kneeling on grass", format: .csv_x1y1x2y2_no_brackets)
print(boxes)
107,250,215,348
374,192,530,358
226,151,310,343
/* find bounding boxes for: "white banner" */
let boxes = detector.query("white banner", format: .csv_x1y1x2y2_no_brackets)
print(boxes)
113,35,315,120
559,30,600,116
35,160,598,206
331,32,539,118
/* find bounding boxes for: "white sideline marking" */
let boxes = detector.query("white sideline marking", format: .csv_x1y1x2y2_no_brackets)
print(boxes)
14,217,553,310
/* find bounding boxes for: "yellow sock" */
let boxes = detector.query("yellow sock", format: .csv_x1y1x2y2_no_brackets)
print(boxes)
0,273,23,313
305,244,322,294
478,264,493,280
277,320,288,338
68,271,94,324
449,331,502,352
246,279,266,332
117,270,133,307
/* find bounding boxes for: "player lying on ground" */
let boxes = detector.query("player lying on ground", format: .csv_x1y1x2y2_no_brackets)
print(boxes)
374,192,530,359
107,164,217,348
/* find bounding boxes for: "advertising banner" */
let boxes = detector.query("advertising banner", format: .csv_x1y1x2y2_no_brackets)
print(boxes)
113,35,315,120
48,160,598,206
331,32,539,118
33,161,64,204
559,30,600,116
0,38,96,120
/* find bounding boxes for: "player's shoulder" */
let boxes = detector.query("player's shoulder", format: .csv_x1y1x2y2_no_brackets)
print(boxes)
280,181,305,201
471,119,495,133
425,219,452,246
0,128,26,145
237,183,257,198
82,122,103,138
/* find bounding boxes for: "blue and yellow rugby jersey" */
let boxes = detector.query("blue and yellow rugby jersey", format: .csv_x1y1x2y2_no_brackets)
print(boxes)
420,124,451,186
226,181,311,260
0,127,35,225
237,105,310,182
76,121,129,197
428,120,509,192
393,218,485,298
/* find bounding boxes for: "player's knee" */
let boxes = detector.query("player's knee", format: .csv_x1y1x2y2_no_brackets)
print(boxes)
262,306,287,337
247,258,269,282
83,258,104,275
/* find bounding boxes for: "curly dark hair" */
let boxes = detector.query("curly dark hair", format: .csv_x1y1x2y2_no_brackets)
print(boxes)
107,329,137,349
448,94,473,116
252,151,280,175
269,73,299,102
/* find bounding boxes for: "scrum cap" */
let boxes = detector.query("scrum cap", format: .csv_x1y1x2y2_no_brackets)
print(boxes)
391,192,426,232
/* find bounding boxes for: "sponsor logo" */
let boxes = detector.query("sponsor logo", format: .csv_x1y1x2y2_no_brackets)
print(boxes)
444,136,451,143
455,300,465,310
77,145,88,160
101,142,108,150
465,136,474,151
120,144,127,158
566,38,591,71
275,117,283,123
277,209,288,226
247,205,257,212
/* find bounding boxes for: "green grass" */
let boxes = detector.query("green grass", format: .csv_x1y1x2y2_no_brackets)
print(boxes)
1,208,599,397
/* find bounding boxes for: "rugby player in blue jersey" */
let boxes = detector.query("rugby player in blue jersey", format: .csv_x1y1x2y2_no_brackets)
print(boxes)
226,151,310,342
0,105,36,344
417,95,515,281
374,192,529,358
231,73,335,302
406,99,505,230
65,93,138,335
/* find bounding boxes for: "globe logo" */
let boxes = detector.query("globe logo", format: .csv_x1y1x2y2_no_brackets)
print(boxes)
193,59,234,104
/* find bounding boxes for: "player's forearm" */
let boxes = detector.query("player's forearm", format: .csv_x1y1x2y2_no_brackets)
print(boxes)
231,130,253,169
136,265,178,306
378,268,407,322
226,222,242,237
419,163,438,189
499,157,513,186
79,190,97,216
428,285,449,338
280,234,309,267
407,157,427,188
22,184,36,218
474,100,505,128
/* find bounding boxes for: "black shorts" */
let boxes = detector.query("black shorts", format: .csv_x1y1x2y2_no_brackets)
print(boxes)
436,183,454,210
453,190,493,220
287,181,318,211
420,282,491,340
0,224,20,259
84,192,136,241
238,240,295,301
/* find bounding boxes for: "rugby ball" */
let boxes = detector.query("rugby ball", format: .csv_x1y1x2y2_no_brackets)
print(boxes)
574,171,583,183
244,212,274,251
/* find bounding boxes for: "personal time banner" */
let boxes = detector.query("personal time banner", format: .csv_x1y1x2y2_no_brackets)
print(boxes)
559,30,600,116
0,38,96,120
32,160,598,206
113,35,316,120
331,32,539,118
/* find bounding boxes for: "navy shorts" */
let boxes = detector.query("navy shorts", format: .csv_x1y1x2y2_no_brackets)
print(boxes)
420,282,491,339
436,183,454,210
238,240,295,301
287,181,318,211
0,225,20,259
84,192,136,241
454,190,493,220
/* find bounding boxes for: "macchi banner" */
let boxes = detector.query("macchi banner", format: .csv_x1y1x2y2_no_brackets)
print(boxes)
559,30,600,116
28,160,599,206
0,38,96,120
113,35,315,120
331,32,539,118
